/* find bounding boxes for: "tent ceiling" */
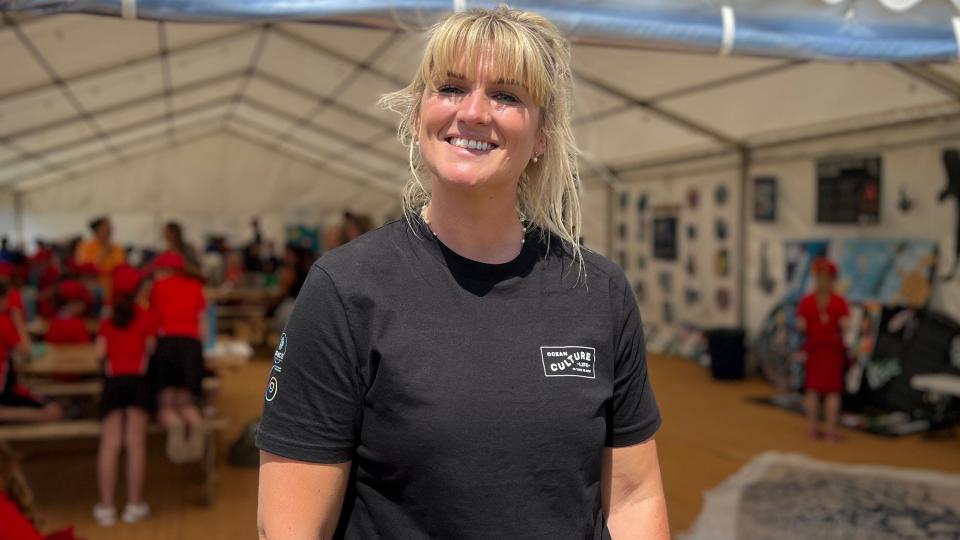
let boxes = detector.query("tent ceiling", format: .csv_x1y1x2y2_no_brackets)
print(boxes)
2,14,960,193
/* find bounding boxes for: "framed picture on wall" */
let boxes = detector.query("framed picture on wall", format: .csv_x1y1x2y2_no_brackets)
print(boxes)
816,155,882,224
753,176,777,222
652,206,679,261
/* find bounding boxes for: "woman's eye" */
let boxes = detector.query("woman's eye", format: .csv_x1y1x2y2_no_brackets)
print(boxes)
493,92,519,104
437,85,464,95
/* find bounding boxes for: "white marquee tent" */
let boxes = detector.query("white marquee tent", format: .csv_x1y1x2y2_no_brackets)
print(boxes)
3,0,960,332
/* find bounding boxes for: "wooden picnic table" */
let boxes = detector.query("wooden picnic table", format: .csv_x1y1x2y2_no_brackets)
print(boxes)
16,338,252,377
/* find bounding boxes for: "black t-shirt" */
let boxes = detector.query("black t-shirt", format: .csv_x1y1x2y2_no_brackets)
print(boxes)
256,218,661,540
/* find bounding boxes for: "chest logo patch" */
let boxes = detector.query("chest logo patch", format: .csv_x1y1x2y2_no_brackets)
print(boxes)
540,346,597,379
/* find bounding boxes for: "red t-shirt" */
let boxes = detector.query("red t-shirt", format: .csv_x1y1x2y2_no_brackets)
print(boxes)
0,314,21,391
150,275,206,339
7,288,23,315
797,292,850,350
99,308,156,377
0,490,43,540
44,316,92,344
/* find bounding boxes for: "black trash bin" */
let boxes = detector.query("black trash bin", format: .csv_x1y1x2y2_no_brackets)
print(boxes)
706,328,746,380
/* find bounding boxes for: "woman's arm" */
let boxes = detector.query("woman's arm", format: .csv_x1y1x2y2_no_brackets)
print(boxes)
601,438,670,540
258,451,351,540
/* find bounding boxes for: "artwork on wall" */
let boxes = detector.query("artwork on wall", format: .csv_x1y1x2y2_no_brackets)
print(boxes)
897,187,914,214
940,149,960,279
714,249,730,277
617,222,627,240
715,288,731,310
686,255,697,276
637,193,649,213
636,254,646,271
816,155,882,224
653,207,679,261
686,224,697,240
715,184,729,206
684,287,701,306
619,191,630,210
783,238,938,307
687,188,700,209
715,219,728,241
753,176,777,222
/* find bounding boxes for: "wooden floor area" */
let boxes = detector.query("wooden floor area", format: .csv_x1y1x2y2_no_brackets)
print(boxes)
16,354,960,539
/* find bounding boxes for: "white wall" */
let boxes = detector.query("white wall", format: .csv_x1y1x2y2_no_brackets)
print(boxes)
0,190,16,243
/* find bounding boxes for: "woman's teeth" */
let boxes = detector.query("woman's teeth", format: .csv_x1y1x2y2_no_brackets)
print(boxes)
448,137,495,151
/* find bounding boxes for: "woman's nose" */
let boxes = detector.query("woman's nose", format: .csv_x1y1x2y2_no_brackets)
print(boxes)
456,90,492,125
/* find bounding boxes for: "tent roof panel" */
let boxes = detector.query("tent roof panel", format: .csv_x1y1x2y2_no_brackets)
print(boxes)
337,71,404,125
243,76,317,119
0,85,74,136
170,77,238,111
657,62,950,140
579,107,721,164
168,31,259,88
70,57,165,111
0,29,50,94
311,106,388,142
16,122,94,154
0,158,46,185
572,46,784,99
257,31,356,97
42,138,109,167
24,15,159,79
231,102,292,135
95,100,166,131
280,22,392,63
370,32,423,82
163,21,247,48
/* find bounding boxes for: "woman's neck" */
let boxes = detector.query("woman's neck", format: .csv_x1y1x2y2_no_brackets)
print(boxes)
425,184,525,264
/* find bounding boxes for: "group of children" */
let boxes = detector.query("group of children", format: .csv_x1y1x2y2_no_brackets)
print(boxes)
1,250,209,530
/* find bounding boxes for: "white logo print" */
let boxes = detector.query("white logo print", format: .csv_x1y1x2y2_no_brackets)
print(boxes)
265,376,279,401
540,346,597,379
273,333,287,372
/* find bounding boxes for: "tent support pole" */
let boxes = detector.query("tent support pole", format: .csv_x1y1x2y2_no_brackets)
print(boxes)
737,147,751,333
13,190,23,245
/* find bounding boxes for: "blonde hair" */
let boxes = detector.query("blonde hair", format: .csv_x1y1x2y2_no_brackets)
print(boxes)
379,5,583,273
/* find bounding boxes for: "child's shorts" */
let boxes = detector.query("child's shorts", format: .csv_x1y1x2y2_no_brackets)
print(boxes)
100,375,150,417
149,336,205,401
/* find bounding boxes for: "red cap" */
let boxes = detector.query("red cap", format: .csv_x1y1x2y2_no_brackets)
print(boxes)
30,249,53,263
112,265,142,297
153,251,185,271
57,279,92,303
811,257,838,278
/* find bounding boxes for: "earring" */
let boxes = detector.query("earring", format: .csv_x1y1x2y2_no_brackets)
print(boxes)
532,155,539,163
415,139,420,146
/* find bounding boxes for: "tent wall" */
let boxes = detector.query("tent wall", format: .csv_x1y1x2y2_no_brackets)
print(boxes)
580,184,610,256
20,133,399,250
0,190,16,242
613,160,744,330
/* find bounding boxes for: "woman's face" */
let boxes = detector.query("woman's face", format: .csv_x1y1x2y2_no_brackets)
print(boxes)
416,57,544,191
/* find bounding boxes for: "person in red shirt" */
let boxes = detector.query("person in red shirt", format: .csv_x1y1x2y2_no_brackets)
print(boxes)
0,282,62,424
148,251,207,463
1,441,81,540
92,266,154,527
796,257,851,442
44,280,93,344
0,261,30,351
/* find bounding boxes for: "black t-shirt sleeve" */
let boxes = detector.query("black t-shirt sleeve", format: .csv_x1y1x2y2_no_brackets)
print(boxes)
606,275,662,447
256,265,362,463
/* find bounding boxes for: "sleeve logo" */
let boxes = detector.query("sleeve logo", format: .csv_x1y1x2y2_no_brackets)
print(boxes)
265,376,279,401
540,346,597,379
273,333,287,372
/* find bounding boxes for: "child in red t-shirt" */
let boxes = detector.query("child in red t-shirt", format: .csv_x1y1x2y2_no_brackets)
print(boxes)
0,282,62,424
1,441,82,540
0,261,30,351
148,252,207,463
44,280,93,344
796,257,850,442
92,266,154,527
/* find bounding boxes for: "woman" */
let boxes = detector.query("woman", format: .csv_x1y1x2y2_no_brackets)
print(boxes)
267,244,312,334
162,221,202,278
257,7,668,539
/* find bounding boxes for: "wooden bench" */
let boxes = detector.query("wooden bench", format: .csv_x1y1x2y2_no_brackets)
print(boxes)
0,417,229,505
26,377,222,398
